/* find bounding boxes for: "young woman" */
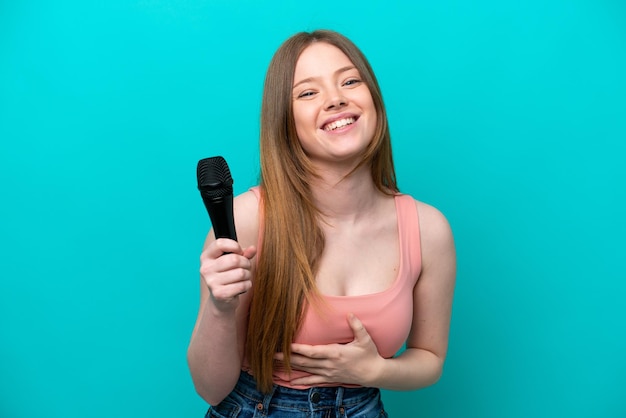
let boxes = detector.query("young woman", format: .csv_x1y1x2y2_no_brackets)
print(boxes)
187,29,456,417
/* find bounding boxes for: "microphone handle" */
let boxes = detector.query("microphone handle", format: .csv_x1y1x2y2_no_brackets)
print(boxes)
204,196,238,241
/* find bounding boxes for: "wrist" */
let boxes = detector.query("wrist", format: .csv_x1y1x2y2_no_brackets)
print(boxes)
363,355,388,387
206,296,240,319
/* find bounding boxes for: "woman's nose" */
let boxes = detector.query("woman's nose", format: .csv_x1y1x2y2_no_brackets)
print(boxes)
324,90,348,110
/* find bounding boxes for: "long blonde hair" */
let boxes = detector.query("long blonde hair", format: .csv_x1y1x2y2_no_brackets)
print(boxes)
246,29,399,393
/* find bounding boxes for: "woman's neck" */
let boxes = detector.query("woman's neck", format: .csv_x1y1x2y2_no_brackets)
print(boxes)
308,163,384,224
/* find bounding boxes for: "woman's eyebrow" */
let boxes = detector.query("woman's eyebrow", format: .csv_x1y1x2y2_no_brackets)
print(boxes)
292,65,356,89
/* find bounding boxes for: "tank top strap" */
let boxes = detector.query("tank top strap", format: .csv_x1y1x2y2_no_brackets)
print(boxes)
395,193,422,283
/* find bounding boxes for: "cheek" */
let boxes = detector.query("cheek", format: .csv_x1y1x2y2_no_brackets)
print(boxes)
355,91,377,128
365,98,378,136
294,118,307,144
359,99,377,134
292,105,315,140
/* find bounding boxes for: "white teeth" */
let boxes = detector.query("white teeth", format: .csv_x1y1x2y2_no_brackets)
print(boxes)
324,117,355,131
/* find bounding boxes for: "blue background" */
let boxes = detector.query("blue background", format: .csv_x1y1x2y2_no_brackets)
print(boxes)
1,1,625,417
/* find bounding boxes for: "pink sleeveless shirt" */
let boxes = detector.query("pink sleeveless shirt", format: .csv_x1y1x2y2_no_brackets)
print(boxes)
246,187,422,388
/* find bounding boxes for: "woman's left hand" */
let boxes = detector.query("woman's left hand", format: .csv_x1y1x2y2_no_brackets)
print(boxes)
274,313,384,386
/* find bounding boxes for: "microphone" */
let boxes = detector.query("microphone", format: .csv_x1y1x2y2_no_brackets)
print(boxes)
196,156,237,241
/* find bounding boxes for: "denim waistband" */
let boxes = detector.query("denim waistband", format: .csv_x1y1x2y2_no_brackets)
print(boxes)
232,370,383,415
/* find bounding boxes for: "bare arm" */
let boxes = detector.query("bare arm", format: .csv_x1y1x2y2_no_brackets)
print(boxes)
187,191,259,405
370,201,456,389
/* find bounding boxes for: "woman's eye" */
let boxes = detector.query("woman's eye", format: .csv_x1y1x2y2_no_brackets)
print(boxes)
298,91,316,98
344,78,362,86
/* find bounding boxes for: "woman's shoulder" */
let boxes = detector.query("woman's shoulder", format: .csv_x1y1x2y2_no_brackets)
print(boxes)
232,187,261,249
235,187,261,207
408,196,455,268
402,195,454,247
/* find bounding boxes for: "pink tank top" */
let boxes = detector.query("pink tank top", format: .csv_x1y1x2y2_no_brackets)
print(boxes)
247,187,422,388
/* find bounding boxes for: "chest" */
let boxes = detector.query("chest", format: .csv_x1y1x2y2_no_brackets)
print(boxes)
315,216,399,297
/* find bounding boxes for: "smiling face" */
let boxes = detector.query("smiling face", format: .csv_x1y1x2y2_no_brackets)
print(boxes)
291,42,377,170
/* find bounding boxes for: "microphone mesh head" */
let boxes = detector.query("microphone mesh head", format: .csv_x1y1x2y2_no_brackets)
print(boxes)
197,156,233,198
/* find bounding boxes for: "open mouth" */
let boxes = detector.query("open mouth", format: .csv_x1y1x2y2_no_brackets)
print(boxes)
323,117,357,132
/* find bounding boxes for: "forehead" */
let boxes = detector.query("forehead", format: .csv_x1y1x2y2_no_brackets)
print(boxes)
293,42,355,81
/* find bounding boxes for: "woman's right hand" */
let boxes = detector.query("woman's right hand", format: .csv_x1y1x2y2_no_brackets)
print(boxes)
200,238,257,313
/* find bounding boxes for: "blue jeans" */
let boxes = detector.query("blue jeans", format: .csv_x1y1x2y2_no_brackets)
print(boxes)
206,371,388,417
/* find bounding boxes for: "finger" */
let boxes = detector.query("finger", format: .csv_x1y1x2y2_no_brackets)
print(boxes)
208,247,255,277
209,276,252,300
213,264,253,284
285,358,326,374
290,343,327,359
203,238,244,259
210,253,252,279
290,374,335,386
200,254,251,282
347,313,369,341
242,245,257,260
203,263,253,298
